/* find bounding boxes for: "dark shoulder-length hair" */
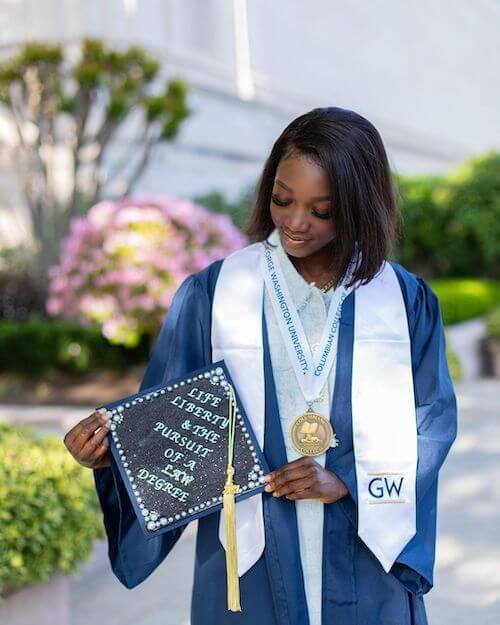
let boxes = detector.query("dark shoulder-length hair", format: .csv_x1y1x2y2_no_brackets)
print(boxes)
243,106,402,289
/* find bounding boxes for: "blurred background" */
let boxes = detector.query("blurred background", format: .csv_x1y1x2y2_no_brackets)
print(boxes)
0,1,498,624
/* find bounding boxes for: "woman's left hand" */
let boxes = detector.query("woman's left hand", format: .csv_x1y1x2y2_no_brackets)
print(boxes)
264,456,349,504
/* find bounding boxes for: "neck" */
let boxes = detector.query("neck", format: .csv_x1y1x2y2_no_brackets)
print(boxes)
288,245,336,285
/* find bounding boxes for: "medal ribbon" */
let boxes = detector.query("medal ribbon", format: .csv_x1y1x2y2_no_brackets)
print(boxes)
261,242,358,404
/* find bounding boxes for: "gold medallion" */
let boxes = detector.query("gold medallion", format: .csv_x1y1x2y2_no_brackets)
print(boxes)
289,411,339,457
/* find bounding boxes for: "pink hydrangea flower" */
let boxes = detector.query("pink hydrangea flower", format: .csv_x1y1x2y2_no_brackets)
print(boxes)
46,196,248,347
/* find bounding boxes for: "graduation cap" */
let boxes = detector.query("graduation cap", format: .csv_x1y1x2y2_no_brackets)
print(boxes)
98,359,269,611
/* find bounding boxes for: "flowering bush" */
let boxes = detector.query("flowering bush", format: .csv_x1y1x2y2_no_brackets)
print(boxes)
46,196,247,347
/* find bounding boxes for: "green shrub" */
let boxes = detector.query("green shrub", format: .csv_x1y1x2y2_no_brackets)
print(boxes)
485,306,500,339
0,316,150,375
434,152,500,278
0,423,104,596
395,174,453,276
0,246,46,319
429,278,500,325
395,152,500,279
192,182,254,230
446,344,462,382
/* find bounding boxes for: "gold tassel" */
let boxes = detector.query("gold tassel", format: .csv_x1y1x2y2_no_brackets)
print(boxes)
223,466,241,611
222,384,241,611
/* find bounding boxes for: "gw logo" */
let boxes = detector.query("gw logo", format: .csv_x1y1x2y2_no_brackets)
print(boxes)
368,475,405,503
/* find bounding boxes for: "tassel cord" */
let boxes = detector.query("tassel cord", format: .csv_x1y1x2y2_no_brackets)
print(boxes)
223,383,241,611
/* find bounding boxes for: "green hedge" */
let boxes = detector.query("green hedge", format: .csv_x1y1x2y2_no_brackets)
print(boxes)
429,278,500,325
0,423,104,596
192,184,254,230
0,316,150,375
395,174,451,275
446,345,462,382
486,306,500,339
395,152,500,279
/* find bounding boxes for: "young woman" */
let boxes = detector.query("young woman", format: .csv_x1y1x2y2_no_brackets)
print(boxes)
64,106,457,625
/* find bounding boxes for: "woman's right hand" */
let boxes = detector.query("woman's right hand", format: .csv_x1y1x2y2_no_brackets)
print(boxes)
64,408,111,469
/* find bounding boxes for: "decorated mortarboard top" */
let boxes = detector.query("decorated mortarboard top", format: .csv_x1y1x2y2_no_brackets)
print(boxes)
98,359,269,538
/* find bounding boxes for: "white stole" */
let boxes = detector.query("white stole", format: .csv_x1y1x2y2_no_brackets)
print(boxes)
211,239,417,575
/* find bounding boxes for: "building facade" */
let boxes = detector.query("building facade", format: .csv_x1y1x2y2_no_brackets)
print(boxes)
0,0,499,242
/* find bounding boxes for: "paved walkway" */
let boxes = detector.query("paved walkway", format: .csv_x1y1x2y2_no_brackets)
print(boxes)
1,379,499,624
425,380,500,625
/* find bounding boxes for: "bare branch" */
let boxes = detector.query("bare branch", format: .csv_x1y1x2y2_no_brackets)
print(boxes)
122,125,161,197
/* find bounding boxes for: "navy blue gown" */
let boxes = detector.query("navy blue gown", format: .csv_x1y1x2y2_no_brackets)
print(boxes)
93,258,457,625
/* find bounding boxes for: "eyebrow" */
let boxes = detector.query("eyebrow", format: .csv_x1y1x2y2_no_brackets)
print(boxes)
275,179,331,202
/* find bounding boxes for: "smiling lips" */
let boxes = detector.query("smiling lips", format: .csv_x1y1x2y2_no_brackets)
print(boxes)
282,228,309,242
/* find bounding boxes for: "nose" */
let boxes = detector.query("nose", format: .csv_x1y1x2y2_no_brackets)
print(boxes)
286,206,310,234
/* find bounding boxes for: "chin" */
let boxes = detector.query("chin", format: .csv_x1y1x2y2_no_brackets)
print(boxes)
282,243,312,258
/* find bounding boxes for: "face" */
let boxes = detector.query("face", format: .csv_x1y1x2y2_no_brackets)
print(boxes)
270,153,335,259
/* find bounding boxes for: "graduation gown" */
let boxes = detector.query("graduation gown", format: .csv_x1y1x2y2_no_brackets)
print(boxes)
93,257,457,625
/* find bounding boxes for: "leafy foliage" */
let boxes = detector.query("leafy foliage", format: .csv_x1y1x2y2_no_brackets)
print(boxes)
0,246,47,319
485,306,500,339
429,278,500,325
396,152,500,279
0,38,191,284
446,344,462,382
0,317,149,374
192,182,255,230
436,152,500,275
0,423,104,596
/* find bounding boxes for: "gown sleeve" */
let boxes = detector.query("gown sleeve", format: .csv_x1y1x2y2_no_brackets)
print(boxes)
404,277,458,505
335,275,458,596
92,273,211,588
391,276,458,594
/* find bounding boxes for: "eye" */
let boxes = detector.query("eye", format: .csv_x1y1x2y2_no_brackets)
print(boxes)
271,194,291,207
312,209,333,220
